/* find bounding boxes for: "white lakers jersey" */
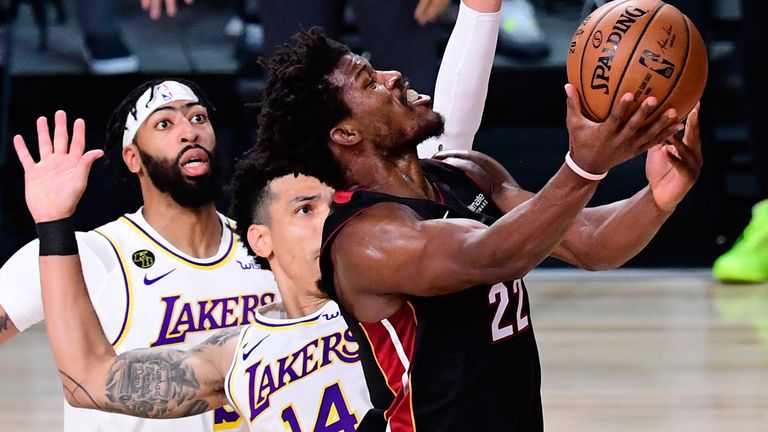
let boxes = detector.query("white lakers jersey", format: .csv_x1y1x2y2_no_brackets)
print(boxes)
64,209,280,432
225,301,372,432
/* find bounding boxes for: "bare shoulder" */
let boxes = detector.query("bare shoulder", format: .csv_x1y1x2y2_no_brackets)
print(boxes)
333,201,425,249
330,203,417,319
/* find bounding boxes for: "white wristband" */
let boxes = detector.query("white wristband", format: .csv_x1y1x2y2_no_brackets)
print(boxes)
565,151,608,181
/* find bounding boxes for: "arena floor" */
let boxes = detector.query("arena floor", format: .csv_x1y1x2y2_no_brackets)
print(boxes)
1,269,766,431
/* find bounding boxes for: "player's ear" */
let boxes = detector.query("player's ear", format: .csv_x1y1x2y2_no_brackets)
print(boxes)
247,224,273,260
123,145,141,174
329,121,361,147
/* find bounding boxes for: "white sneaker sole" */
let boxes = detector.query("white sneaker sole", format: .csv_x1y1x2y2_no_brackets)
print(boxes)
86,55,139,75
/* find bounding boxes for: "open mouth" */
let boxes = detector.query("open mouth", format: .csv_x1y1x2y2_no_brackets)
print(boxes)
178,147,210,177
406,89,432,107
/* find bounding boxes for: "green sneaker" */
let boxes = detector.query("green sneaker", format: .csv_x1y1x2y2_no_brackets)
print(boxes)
713,199,768,283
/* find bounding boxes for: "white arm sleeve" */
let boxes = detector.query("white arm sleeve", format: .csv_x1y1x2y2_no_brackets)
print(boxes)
417,0,501,158
0,232,111,332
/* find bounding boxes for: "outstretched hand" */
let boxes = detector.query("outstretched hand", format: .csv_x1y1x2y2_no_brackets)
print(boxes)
13,111,103,223
564,83,684,174
141,0,194,20
645,103,702,212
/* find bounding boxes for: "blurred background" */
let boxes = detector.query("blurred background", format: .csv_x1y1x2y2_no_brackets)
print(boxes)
0,0,752,268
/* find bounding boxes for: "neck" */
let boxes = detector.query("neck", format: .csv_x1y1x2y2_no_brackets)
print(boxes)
342,146,436,200
140,186,222,258
272,270,329,319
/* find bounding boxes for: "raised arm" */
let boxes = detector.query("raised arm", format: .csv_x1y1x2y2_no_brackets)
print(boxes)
333,86,683,316
13,111,234,418
417,0,501,157
435,104,702,270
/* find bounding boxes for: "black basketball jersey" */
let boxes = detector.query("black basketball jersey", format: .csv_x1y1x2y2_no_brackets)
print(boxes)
320,159,543,432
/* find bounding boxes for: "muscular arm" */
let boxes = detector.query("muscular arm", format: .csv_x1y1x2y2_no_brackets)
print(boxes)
0,305,19,345
332,164,599,317
489,182,670,270
437,150,687,270
334,95,685,320
40,254,236,418
13,111,237,418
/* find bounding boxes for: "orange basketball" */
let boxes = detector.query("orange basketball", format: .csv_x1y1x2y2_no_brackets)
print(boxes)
567,0,707,124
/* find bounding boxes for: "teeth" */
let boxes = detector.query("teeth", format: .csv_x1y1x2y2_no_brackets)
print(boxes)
407,89,419,104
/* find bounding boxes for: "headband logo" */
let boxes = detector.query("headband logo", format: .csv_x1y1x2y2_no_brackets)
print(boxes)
159,84,173,101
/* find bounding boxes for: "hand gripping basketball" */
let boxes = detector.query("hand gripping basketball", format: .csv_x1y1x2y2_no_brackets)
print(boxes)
567,0,707,125
564,83,683,175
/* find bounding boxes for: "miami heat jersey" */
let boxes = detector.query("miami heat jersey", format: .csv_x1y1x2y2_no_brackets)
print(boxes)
320,159,543,431
224,301,375,432
64,209,279,432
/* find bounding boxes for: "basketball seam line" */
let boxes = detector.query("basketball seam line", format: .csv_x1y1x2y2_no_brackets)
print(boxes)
578,0,630,120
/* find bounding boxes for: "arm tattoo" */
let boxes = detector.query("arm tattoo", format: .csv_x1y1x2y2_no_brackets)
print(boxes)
196,327,242,350
103,349,210,418
0,312,10,334
59,369,104,410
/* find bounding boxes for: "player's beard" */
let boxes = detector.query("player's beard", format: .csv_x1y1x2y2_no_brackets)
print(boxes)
138,144,223,209
382,110,445,157
407,110,445,149
397,78,445,151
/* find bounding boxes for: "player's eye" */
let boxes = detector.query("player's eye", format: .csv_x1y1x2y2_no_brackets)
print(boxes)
154,120,170,130
296,205,311,215
190,113,207,124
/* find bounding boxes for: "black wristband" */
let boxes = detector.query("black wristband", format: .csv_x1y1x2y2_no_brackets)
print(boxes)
36,218,78,256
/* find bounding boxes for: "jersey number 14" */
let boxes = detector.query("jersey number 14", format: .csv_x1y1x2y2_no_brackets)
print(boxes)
281,382,358,432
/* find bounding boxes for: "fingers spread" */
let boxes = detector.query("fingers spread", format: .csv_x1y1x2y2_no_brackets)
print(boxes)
53,110,69,154
150,0,161,19
70,118,87,157
36,116,53,158
165,0,177,17
78,149,105,175
13,135,35,171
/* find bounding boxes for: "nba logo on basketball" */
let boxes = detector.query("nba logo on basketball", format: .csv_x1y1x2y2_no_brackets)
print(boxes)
567,0,708,124
639,50,676,78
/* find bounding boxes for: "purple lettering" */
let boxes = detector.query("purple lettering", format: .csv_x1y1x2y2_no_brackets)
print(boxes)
222,297,239,327
198,299,219,331
276,352,301,388
241,295,260,325
150,295,185,347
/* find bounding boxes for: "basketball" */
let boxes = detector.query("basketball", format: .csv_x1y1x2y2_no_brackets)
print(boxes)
566,0,707,124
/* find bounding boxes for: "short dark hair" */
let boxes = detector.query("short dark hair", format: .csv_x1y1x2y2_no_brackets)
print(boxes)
229,146,302,270
256,27,352,190
103,78,216,192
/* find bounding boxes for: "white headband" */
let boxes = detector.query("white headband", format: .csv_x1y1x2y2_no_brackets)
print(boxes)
122,80,200,147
